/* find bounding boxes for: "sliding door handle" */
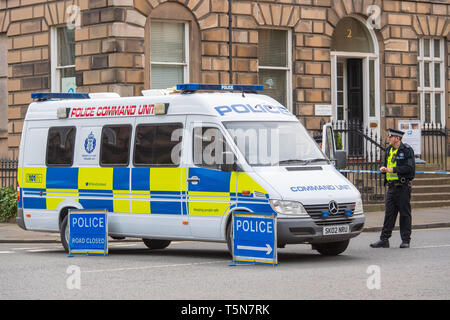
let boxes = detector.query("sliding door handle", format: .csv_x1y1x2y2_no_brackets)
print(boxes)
187,176,200,184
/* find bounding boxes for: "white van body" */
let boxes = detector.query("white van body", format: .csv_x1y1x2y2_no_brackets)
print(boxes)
17,88,365,253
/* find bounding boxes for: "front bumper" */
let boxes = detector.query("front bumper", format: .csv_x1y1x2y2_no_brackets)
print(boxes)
277,214,365,245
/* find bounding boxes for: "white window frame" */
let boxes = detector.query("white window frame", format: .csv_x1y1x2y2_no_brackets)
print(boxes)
335,59,347,122
150,21,189,88
50,26,76,93
258,29,292,111
0,34,7,135
418,38,445,125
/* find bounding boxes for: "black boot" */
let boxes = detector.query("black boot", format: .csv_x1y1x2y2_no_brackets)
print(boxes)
399,242,410,248
370,239,389,248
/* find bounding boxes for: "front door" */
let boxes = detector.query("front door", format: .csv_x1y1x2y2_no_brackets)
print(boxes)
185,118,237,240
346,58,364,157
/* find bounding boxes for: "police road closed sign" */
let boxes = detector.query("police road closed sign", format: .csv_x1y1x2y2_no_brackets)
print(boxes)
232,213,277,265
68,210,108,256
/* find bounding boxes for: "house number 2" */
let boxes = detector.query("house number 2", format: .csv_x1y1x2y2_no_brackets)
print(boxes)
346,28,352,38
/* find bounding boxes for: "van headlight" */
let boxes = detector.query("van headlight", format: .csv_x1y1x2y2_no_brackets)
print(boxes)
354,197,364,215
270,200,309,216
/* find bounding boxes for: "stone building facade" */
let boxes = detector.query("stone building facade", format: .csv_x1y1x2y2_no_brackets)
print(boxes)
0,0,449,158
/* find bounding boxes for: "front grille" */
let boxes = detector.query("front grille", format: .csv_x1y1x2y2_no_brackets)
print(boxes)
304,202,355,225
314,218,352,226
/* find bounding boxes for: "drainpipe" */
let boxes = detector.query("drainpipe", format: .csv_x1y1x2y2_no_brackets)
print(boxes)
228,0,233,84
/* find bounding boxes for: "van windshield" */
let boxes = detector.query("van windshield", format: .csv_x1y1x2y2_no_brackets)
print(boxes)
223,121,328,167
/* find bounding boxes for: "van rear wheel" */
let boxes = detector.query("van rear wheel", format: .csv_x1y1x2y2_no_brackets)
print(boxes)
142,239,171,250
313,240,349,256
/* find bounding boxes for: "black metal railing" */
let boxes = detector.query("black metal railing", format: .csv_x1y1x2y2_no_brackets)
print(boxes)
313,120,449,204
0,159,18,189
421,123,448,170
332,121,387,204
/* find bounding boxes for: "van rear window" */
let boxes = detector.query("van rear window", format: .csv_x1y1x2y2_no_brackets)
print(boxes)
46,126,76,166
100,125,131,166
134,123,182,166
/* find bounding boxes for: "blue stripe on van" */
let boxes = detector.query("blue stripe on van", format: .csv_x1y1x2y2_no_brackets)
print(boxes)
23,197,46,209
79,199,114,212
18,188,23,209
150,190,181,197
236,195,269,203
187,168,231,193
131,168,150,191
236,202,274,215
46,167,79,189
113,168,130,190
150,201,182,215
78,189,113,197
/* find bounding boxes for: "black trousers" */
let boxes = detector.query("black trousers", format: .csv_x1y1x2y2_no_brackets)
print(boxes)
380,183,412,242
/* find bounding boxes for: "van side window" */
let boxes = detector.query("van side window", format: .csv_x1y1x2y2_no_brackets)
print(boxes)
46,126,76,166
100,125,131,166
134,123,183,166
193,126,231,170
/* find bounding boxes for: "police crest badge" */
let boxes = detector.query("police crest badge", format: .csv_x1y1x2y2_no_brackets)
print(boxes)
84,132,96,154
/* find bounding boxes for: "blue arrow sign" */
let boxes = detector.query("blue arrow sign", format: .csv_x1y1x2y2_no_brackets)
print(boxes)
232,213,277,265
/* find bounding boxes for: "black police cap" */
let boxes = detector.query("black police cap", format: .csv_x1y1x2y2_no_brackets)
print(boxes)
313,135,322,143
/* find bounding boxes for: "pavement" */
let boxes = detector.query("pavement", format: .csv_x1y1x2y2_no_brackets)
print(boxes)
0,207,449,243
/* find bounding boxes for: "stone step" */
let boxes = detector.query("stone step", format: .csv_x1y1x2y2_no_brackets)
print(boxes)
363,203,385,212
415,172,450,179
412,177,450,186
359,185,450,196
357,177,450,186
411,193,450,201
411,185,450,193
355,177,450,188
364,200,450,212
416,163,443,170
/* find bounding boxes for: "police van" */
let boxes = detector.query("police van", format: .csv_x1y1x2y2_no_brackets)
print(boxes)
16,84,365,256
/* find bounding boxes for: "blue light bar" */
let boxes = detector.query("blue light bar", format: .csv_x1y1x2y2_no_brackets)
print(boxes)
31,92,90,101
176,84,264,92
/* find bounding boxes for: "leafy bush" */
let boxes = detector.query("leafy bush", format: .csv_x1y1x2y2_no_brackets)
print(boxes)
334,132,343,150
0,187,17,222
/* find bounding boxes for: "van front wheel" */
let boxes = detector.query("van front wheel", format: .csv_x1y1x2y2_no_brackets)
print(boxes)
313,240,349,256
60,215,69,253
142,239,171,250
226,222,233,256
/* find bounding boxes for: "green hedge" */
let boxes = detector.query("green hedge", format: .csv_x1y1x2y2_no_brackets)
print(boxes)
0,187,17,222
334,132,343,150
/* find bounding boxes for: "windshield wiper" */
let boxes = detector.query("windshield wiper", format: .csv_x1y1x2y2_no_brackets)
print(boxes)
276,159,308,166
304,158,329,165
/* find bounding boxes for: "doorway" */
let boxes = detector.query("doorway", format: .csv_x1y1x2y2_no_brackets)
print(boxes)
331,16,380,157
347,58,364,156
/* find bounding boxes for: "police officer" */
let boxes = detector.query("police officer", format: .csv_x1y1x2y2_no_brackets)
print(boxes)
370,128,415,249
313,135,322,149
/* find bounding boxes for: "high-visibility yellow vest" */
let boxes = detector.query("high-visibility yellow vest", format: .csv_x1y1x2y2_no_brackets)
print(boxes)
386,147,399,181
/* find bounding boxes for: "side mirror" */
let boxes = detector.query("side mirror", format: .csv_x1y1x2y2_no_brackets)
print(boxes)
221,151,238,172
334,150,347,169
